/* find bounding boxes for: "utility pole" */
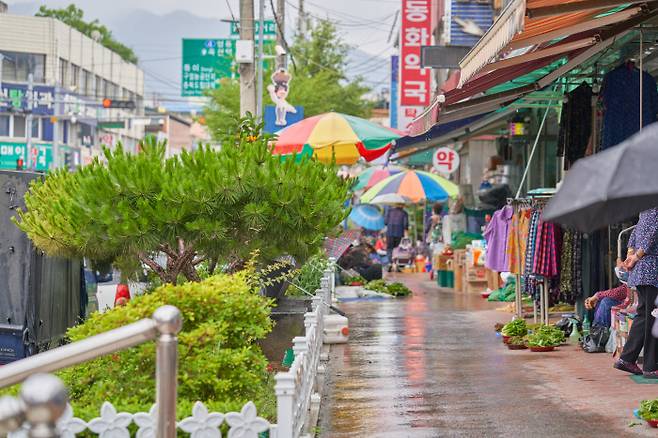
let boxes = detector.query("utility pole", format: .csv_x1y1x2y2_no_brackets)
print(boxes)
276,0,286,69
298,0,305,34
239,0,256,116
256,0,265,119
52,88,59,169
26,73,34,171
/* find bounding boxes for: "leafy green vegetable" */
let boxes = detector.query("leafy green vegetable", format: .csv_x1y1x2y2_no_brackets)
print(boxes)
501,319,528,337
508,335,526,346
526,324,565,347
365,280,412,297
639,399,658,421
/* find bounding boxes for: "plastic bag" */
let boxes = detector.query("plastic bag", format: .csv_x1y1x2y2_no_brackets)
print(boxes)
582,325,610,353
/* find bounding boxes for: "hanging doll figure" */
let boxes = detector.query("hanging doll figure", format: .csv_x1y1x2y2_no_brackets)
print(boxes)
267,68,297,126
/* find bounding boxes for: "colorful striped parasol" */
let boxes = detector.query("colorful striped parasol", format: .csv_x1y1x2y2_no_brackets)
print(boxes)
353,165,405,191
360,170,459,204
271,112,400,165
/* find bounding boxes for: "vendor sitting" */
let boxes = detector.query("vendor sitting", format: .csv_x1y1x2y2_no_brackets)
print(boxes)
584,284,630,328
338,238,383,282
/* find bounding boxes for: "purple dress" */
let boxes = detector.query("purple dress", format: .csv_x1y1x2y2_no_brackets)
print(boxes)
628,207,658,288
484,206,513,272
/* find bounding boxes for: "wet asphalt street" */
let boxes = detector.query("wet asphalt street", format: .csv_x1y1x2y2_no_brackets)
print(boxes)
318,274,635,438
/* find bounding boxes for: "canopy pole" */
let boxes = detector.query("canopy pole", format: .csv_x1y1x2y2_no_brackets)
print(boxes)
515,98,554,199
640,25,644,131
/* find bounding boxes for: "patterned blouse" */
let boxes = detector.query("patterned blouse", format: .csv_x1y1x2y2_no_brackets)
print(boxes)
628,207,658,288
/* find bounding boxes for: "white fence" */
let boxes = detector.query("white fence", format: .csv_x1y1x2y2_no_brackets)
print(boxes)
0,264,336,438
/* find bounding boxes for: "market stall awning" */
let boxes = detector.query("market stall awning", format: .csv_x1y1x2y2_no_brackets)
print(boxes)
458,0,642,87
407,1,658,136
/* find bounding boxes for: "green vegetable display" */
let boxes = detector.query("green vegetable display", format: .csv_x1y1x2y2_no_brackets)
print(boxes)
526,324,565,347
501,319,528,337
639,399,658,421
508,335,526,346
365,280,412,297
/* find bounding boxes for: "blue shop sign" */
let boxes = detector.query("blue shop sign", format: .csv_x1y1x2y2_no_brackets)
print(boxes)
0,83,55,115
449,0,494,47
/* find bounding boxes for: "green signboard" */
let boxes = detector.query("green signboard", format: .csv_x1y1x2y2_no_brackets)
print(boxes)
230,20,276,37
181,38,277,97
0,141,52,171
182,39,238,97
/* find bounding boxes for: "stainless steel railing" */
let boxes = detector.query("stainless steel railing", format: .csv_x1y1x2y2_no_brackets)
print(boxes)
0,305,182,438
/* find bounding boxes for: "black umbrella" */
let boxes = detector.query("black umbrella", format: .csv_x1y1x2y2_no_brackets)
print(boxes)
543,123,658,232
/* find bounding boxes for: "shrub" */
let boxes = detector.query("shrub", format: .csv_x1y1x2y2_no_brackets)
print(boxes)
58,270,275,421
287,253,329,297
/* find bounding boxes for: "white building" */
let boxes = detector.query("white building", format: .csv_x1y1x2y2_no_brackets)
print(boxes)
0,4,145,169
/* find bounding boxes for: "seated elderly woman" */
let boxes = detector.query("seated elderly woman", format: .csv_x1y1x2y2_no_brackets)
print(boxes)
585,284,630,328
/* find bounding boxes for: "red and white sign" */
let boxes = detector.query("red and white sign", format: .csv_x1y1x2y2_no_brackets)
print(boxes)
433,147,460,174
400,0,432,107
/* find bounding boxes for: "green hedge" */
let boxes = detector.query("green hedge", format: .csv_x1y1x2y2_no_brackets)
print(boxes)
58,270,276,421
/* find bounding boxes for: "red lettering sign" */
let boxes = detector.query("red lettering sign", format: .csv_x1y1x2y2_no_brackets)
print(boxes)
400,0,432,106
433,147,460,174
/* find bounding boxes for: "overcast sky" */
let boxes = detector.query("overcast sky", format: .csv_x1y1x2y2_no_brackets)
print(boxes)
6,0,399,105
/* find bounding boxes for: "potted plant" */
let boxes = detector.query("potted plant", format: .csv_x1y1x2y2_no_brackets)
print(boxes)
506,335,528,350
526,325,565,352
501,319,528,344
346,275,365,286
639,399,658,428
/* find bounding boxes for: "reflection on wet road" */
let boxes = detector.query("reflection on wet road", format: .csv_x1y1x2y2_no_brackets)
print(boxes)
319,274,624,437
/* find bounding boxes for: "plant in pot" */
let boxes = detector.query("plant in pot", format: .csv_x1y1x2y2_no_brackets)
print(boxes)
526,324,565,352
506,335,528,350
501,319,528,344
639,399,658,428
346,275,366,286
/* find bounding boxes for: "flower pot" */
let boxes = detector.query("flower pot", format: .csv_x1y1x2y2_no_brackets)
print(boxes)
647,419,658,428
529,346,556,352
507,343,527,350
350,282,363,286
502,335,511,344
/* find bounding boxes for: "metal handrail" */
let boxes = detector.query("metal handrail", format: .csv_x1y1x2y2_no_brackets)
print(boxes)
0,305,182,438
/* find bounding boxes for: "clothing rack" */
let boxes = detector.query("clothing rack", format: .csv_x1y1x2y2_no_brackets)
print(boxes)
506,193,553,325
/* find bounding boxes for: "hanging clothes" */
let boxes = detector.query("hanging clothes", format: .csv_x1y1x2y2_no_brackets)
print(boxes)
507,207,531,274
523,208,542,297
600,63,658,150
559,229,583,304
533,218,563,278
557,83,593,168
483,205,513,272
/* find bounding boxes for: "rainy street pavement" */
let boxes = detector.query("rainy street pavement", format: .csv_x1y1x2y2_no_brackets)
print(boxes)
319,274,657,437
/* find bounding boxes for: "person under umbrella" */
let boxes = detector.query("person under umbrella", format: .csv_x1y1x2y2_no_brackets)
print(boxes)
614,207,658,378
385,204,409,271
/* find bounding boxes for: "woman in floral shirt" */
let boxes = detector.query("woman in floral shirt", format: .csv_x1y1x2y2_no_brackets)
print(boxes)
615,207,658,378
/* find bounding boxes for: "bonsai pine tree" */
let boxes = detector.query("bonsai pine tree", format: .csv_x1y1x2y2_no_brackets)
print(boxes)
15,117,351,284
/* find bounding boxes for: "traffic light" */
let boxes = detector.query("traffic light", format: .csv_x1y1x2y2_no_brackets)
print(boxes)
102,99,135,110
16,157,23,170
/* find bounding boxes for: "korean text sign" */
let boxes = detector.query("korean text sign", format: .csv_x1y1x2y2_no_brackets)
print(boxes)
400,0,432,107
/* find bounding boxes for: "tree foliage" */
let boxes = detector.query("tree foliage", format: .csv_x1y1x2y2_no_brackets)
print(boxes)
36,4,138,64
204,19,372,139
15,117,350,284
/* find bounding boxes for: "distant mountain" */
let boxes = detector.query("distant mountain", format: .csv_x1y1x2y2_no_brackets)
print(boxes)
5,1,390,110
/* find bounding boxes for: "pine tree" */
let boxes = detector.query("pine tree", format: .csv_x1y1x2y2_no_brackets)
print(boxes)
15,117,351,284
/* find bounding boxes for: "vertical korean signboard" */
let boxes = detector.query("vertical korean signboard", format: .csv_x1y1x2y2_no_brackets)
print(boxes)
399,0,432,130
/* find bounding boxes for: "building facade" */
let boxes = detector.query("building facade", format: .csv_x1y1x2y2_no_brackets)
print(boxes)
0,6,144,170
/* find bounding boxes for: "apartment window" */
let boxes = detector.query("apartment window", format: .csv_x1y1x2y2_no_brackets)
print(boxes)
70,64,80,88
80,70,89,95
0,115,9,136
30,119,40,139
13,115,25,137
0,51,46,83
59,58,68,86
95,75,102,98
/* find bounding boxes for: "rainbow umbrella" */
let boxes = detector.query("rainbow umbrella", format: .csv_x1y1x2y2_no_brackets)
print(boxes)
353,165,405,191
360,170,459,204
271,112,400,165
